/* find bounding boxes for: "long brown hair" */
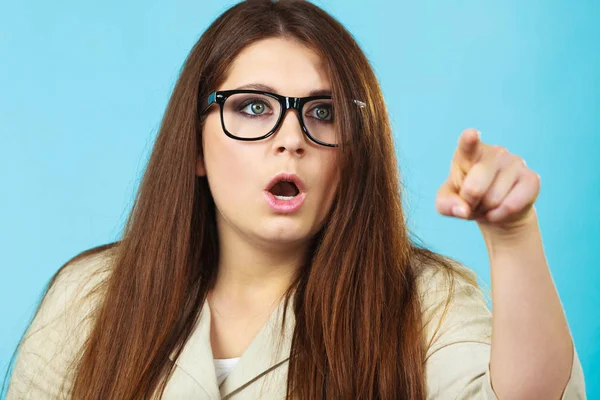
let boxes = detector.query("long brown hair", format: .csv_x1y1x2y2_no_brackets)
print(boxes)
5,1,476,398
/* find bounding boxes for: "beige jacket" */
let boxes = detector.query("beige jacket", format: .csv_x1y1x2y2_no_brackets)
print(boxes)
7,251,586,399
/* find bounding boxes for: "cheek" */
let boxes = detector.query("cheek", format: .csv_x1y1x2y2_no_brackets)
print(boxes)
202,124,254,206
315,152,340,209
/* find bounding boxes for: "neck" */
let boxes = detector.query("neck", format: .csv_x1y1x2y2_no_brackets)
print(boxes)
210,218,310,309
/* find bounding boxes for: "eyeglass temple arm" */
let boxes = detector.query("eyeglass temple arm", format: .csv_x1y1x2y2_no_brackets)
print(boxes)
207,92,217,105
200,92,218,115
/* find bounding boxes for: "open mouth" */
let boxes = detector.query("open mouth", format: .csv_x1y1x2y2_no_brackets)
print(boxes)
264,174,306,213
268,180,300,200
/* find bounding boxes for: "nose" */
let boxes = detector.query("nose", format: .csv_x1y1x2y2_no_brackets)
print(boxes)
272,108,307,156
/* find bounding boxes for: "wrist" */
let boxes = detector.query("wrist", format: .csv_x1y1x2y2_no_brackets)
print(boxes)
478,207,541,254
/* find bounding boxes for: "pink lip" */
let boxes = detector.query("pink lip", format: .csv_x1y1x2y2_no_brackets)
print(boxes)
264,173,307,214
263,191,306,213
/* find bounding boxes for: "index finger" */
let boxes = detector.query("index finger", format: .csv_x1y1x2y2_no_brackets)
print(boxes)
453,128,483,172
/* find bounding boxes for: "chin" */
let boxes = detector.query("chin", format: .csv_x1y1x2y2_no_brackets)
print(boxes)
255,220,312,245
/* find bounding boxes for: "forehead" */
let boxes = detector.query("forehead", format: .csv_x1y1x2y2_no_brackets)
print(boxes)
219,37,330,97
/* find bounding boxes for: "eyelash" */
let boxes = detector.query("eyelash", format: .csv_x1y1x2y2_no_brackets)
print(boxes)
236,99,333,123
236,98,274,118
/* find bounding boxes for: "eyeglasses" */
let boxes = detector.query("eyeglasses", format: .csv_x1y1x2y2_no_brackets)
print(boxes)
201,89,366,148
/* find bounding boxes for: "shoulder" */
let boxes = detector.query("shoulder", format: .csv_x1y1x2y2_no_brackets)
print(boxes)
414,253,483,304
19,244,118,351
7,245,117,398
38,245,116,327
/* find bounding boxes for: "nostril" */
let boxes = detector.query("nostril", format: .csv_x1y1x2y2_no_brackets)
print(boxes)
277,147,304,155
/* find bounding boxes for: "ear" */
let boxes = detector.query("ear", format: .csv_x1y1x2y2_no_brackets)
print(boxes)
196,154,206,177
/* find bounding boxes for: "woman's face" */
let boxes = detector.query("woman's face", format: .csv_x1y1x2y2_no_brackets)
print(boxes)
198,37,339,250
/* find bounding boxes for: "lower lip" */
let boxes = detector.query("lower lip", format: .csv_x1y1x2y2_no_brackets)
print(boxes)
263,191,306,213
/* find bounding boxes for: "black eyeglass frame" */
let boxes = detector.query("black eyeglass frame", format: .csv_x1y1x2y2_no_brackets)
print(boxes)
202,89,364,148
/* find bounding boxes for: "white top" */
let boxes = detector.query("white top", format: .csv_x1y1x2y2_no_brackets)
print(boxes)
213,357,241,385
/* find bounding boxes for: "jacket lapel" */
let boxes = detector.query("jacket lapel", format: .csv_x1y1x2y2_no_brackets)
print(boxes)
168,300,221,399
219,295,295,398
168,294,296,399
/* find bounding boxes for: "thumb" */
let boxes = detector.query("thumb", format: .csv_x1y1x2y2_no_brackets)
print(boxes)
436,179,472,218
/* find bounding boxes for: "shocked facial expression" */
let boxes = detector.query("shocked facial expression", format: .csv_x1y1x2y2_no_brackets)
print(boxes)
198,37,340,250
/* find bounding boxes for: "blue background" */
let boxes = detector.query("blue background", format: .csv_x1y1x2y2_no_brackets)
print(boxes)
1,0,598,397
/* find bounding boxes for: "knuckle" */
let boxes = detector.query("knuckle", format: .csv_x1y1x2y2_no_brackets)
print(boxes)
498,151,515,167
484,192,502,209
494,145,509,156
463,184,484,198
532,171,541,186
504,201,521,214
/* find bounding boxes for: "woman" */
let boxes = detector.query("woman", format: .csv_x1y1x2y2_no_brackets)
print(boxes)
5,0,586,399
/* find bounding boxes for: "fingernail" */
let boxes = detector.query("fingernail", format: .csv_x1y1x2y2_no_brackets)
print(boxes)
476,130,481,139
452,206,468,218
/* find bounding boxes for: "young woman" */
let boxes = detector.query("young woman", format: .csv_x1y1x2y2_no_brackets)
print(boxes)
5,0,586,399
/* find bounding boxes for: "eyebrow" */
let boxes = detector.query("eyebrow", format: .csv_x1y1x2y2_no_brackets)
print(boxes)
235,83,332,97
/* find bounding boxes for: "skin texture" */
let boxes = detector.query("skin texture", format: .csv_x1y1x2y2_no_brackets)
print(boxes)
196,37,339,359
